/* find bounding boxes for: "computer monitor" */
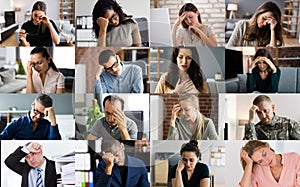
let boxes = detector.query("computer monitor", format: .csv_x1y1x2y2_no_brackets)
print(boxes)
225,48,243,79
4,11,15,27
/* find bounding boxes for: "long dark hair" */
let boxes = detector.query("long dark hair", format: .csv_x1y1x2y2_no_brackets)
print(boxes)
30,47,58,72
252,48,276,73
244,1,283,46
92,0,135,37
179,3,202,29
165,47,206,93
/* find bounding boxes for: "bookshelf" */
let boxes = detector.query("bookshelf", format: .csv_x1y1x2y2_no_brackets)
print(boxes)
75,15,97,47
60,0,75,25
283,0,300,37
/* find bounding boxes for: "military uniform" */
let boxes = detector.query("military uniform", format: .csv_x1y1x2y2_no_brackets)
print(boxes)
244,113,300,140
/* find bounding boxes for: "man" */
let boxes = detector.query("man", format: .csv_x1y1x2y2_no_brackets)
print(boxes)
4,142,57,187
87,95,138,140
244,95,300,140
95,140,150,187
94,49,143,93
0,94,61,140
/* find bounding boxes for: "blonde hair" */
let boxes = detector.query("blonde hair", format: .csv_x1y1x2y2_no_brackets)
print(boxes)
179,94,206,140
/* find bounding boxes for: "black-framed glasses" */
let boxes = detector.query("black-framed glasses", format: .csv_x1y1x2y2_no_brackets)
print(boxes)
104,56,120,72
33,108,45,117
108,13,118,23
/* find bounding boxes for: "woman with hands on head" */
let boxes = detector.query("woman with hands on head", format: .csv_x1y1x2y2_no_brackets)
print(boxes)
239,140,300,187
26,47,65,94
19,1,60,46
226,1,283,47
155,47,209,94
171,140,210,187
172,3,217,47
167,94,218,140
246,48,280,93
92,0,141,47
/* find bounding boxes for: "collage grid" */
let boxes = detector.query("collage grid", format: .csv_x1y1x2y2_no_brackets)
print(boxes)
0,0,300,187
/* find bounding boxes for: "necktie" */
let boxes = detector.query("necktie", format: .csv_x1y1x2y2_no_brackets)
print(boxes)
36,168,43,187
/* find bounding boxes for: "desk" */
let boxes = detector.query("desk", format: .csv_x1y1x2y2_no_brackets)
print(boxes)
0,23,18,43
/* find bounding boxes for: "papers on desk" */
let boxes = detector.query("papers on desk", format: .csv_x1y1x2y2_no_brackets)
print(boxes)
61,163,75,184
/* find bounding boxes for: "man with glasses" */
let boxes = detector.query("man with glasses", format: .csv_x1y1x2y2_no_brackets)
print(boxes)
95,140,150,187
94,49,143,93
244,95,300,140
0,94,61,140
87,95,138,140
4,142,57,187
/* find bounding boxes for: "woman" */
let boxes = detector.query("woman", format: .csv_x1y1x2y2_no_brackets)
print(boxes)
167,94,218,140
226,1,283,47
239,140,300,187
26,47,65,94
170,140,210,187
19,1,60,46
172,3,217,47
92,0,141,47
155,47,209,94
247,48,280,93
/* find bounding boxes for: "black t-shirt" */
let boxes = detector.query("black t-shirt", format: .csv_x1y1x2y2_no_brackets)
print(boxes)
21,19,59,46
170,162,209,187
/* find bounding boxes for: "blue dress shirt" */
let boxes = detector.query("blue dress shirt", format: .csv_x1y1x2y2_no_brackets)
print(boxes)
0,111,61,140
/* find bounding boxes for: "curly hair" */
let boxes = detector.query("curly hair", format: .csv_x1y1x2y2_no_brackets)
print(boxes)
165,47,206,93
252,48,276,74
179,3,202,29
244,1,283,46
92,0,135,38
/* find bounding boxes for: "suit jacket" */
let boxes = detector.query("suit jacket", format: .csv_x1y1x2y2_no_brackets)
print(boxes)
95,155,150,187
4,146,57,187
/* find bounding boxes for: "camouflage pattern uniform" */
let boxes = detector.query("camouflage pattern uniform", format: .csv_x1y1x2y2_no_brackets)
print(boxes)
244,113,300,140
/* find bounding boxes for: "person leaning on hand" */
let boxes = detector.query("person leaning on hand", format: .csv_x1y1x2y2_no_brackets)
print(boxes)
238,140,300,187
0,94,61,140
87,95,138,140
244,95,300,140
4,142,57,187
95,140,150,187
19,1,60,47
94,49,143,94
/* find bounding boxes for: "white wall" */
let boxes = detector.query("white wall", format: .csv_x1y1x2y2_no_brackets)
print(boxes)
150,95,164,140
151,140,226,186
12,0,59,23
1,140,75,187
225,140,300,187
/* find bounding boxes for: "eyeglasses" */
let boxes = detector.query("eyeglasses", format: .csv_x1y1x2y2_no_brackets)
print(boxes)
108,13,118,23
33,108,45,117
104,56,120,72
33,13,46,20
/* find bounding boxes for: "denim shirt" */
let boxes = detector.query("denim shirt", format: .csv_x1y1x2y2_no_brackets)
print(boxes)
94,64,143,93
